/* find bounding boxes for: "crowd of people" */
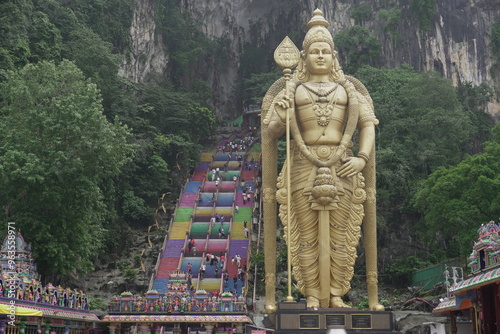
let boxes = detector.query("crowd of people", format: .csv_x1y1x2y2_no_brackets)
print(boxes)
216,133,257,155
180,250,246,298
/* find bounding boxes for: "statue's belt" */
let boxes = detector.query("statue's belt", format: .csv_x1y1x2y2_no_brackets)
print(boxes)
291,143,349,165
288,143,350,197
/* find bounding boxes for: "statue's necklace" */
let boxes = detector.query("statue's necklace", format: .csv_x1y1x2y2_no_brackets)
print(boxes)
302,82,339,127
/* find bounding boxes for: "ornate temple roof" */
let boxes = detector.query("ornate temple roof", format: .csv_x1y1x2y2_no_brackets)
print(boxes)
450,267,500,294
0,231,97,322
0,231,38,278
102,314,252,323
468,220,500,274
0,299,99,321
432,293,473,314
1,231,31,253
433,220,500,314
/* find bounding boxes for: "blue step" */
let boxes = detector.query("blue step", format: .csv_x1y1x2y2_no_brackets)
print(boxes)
223,277,243,296
152,278,169,293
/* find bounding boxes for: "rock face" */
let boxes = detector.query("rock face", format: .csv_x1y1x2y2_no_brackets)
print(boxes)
118,0,169,82
119,0,500,117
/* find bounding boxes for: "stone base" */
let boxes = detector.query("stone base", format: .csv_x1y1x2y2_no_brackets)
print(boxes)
264,301,399,334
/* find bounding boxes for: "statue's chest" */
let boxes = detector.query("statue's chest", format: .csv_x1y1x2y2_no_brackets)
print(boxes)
295,83,348,128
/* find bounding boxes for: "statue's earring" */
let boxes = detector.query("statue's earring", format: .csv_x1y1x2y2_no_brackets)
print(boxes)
297,51,307,80
297,59,305,74
300,52,307,68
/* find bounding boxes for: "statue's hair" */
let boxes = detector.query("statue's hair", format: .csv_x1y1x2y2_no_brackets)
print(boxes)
303,27,334,52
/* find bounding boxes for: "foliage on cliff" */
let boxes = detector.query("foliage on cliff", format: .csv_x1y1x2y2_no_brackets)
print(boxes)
414,123,500,260
0,60,133,275
0,0,216,278
353,66,495,272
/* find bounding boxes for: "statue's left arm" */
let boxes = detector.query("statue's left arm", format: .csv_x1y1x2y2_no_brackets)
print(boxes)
342,78,385,311
337,110,375,177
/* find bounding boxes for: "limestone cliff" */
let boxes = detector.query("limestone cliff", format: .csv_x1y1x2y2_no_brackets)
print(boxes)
118,0,169,82
120,0,500,118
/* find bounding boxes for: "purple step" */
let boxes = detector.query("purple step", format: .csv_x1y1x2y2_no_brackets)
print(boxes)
181,193,198,201
180,193,198,206
163,239,185,257
228,240,249,257
196,162,210,172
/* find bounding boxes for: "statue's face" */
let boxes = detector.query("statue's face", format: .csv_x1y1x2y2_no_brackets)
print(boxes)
305,41,333,75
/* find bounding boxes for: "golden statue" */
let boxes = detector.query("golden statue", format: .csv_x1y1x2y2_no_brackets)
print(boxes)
261,9,384,311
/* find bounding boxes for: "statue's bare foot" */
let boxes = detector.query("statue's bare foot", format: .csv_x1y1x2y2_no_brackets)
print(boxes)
306,296,319,309
330,296,350,308
370,303,385,311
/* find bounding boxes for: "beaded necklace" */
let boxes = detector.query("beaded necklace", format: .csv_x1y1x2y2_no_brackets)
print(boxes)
302,82,340,127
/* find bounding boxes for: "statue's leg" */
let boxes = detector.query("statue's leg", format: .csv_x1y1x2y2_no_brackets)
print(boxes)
293,188,321,308
329,190,363,308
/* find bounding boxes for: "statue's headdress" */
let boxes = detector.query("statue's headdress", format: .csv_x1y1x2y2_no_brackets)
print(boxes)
302,9,334,53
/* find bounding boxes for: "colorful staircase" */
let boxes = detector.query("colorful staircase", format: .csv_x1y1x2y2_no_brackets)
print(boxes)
151,132,260,297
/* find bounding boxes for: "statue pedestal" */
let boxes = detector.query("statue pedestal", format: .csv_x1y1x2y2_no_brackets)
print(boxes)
265,301,399,334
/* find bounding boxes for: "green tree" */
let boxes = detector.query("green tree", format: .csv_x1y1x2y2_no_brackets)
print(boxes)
186,103,216,143
0,0,62,71
58,0,135,52
355,66,488,253
355,66,419,226
456,82,494,154
156,0,216,87
378,8,402,42
384,255,432,287
89,297,108,311
334,26,382,74
492,21,500,59
352,4,372,25
358,68,475,177
240,69,282,104
153,134,200,179
409,0,437,32
0,60,133,276
33,0,124,116
397,72,475,175
413,124,500,259
63,26,121,113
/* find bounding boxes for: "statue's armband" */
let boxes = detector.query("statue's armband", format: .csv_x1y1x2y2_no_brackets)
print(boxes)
358,114,375,129
357,101,377,129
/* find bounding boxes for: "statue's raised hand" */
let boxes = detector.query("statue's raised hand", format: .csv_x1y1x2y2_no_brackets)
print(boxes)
274,95,294,123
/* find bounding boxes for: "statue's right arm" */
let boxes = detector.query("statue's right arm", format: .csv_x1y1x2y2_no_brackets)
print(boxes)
267,108,286,139
266,90,293,139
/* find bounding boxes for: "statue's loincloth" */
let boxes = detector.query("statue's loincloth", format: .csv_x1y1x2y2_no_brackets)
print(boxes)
278,141,366,300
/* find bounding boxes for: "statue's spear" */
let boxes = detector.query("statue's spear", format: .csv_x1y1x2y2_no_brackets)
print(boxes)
274,36,300,302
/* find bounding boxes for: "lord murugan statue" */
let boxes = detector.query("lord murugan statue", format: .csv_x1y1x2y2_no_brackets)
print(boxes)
261,9,384,311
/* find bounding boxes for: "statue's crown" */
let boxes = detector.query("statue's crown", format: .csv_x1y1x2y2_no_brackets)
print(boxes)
303,9,334,52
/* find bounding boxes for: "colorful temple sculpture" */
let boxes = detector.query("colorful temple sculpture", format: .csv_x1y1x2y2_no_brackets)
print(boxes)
104,131,260,333
0,232,99,334
433,220,500,334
